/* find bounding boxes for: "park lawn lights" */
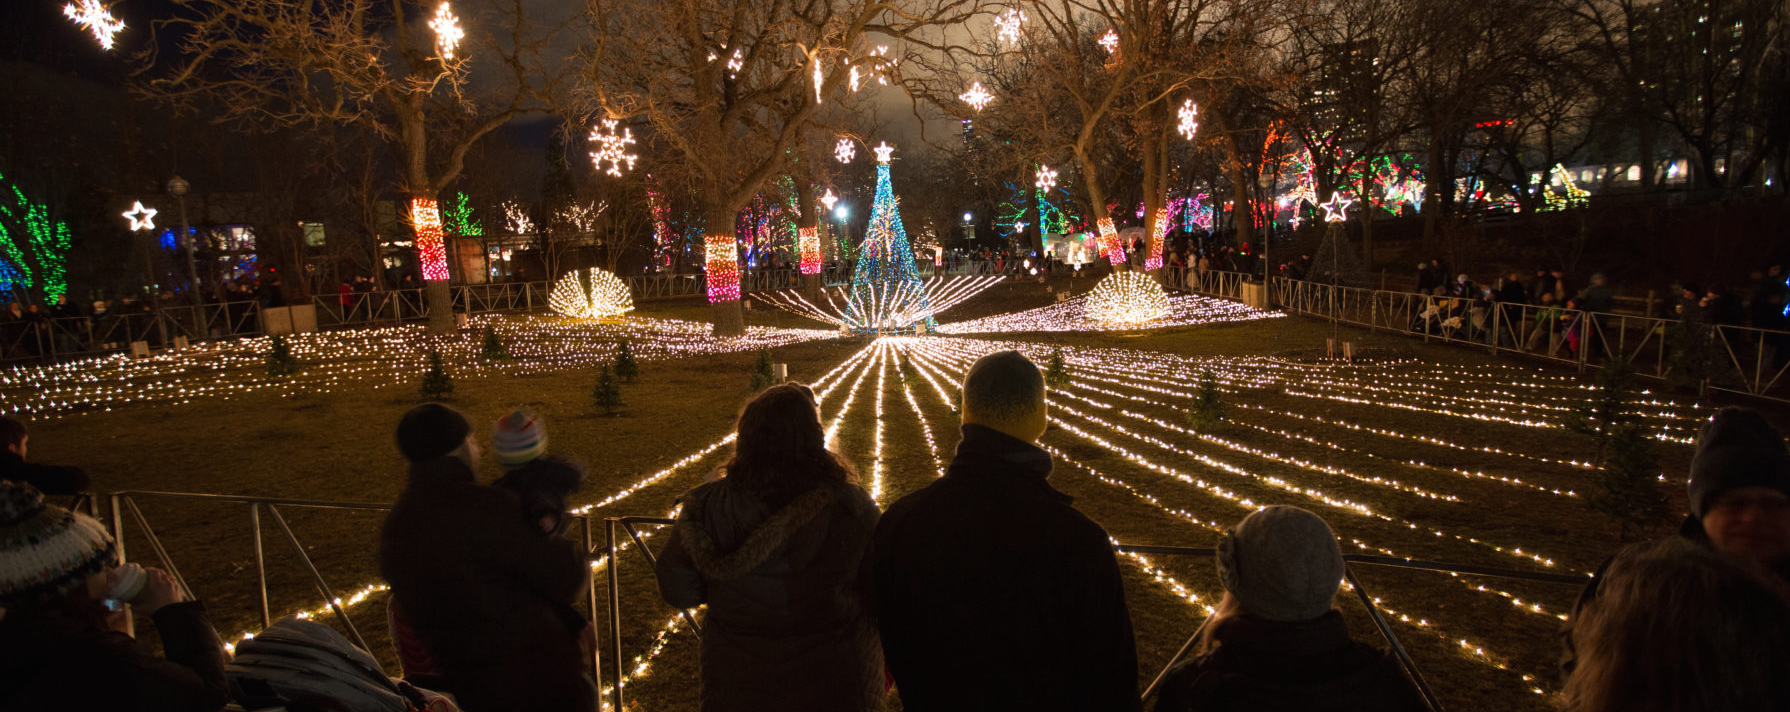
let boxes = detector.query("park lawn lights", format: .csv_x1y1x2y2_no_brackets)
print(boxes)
1085,271,1170,324
409,197,450,281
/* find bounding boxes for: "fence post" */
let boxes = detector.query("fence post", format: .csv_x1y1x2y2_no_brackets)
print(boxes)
110,494,134,638
605,518,626,711
582,516,603,693
250,503,270,629
1578,313,1591,373
1490,304,1501,355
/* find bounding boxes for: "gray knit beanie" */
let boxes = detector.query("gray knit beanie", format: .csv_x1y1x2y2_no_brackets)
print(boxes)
1688,407,1790,518
1216,506,1345,622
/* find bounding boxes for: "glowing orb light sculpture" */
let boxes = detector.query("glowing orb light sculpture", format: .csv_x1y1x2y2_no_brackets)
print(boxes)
1085,271,1169,324
549,268,635,319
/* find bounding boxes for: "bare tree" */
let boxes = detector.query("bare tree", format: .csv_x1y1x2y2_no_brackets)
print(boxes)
137,0,567,331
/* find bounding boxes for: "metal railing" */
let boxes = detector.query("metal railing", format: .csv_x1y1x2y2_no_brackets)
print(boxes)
1269,278,1790,404
1177,268,1254,301
600,515,1585,712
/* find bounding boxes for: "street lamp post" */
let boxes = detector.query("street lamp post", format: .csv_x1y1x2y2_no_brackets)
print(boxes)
167,176,202,311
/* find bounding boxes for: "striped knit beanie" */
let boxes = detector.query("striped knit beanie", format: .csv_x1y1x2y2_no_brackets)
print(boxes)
0,480,115,608
493,408,547,470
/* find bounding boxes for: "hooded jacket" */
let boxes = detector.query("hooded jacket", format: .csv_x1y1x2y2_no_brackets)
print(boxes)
1152,612,1424,712
655,476,884,712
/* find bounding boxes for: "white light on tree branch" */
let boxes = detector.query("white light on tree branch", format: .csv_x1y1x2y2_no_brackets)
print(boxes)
588,119,638,177
64,0,124,50
122,201,157,231
1035,165,1057,191
872,142,895,164
429,3,463,60
820,189,839,213
1098,29,1119,54
994,8,1025,46
813,60,824,103
1177,99,1199,140
835,138,856,164
960,82,993,112
1321,192,1354,222
503,201,533,235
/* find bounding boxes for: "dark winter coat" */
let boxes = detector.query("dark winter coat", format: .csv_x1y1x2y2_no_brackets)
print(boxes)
655,477,884,712
0,450,90,495
868,424,1140,712
0,599,230,712
1151,612,1424,712
378,456,593,712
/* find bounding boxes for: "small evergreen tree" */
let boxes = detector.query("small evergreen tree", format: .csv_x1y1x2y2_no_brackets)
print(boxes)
614,340,639,383
264,334,300,377
1185,370,1226,430
1044,349,1070,391
1587,422,1670,540
749,348,776,391
592,363,624,415
419,351,454,400
896,350,915,386
480,325,510,361
1570,356,1638,466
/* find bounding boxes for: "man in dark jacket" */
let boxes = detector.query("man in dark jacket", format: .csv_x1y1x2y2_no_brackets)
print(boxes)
869,351,1139,712
0,416,89,495
379,404,593,712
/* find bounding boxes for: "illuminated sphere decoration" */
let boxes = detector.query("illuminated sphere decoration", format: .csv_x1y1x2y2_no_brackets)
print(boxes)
549,268,635,319
1084,271,1169,324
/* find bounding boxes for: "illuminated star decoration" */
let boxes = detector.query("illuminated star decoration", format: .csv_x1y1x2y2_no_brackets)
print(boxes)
588,119,638,177
64,0,125,50
429,3,463,60
960,82,993,112
1320,192,1354,223
122,201,157,231
1098,29,1119,54
1177,99,1199,140
820,189,839,213
872,142,895,164
1035,165,1058,191
835,138,856,164
994,7,1025,46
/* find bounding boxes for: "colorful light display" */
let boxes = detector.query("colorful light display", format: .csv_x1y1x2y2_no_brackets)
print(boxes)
1095,216,1125,265
1085,271,1170,324
705,233,739,303
548,268,635,319
797,226,822,275
410,196,450,281
1320,192,1354,223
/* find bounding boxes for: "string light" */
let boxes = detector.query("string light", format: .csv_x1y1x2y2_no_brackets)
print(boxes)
548,268,635,319
1177,99,1199,140
1543,163,1589,211
941,292,1277,334
429,3,463,60
122,201,157,232
503,200,533,236
588,119,638,177
994,7,1026,46
835,138,856,164
704,234,739,303
410,197,450,281
960,82,993,112
1085,272,1169,324
63,0,124,50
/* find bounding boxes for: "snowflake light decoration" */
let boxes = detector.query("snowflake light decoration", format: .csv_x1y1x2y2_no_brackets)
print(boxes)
429,3,463,60
122,201,156,231
1085,271,1169,324
64,0,124,50
1035,165,1058,191
994,8,1026,46
872,142,895,164
820,189,839,213
1177,99,1199,140
1320,192,1353,223
1098,29,1120,54
588,119,638,177
960,82,993,112
835,138,856,164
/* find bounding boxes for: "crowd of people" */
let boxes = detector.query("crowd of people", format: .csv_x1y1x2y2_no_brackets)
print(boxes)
2,352,1789,712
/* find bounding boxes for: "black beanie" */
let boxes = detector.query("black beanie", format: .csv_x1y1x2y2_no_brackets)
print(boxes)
396,403,473,463
1688,407,1790,517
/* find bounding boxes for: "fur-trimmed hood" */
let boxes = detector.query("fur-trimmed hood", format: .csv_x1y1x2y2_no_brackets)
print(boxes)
674,483,838,581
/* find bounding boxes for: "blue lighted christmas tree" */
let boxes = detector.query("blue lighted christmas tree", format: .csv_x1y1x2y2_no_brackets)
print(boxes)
844,143,936,332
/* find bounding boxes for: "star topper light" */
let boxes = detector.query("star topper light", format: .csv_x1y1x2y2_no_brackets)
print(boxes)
1035,165,1058,191
872,142,895,164
122,201,157,231
960,82,993,112
835,138,856,164
1320,192,1354,222
588,119,638,177
994,7,1026,46
64,0,125,50
429,3,463,60
1177,99,1199,140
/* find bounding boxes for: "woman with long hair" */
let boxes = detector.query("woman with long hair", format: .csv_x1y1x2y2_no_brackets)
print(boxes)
1563,538,1790,712
655,382,883,712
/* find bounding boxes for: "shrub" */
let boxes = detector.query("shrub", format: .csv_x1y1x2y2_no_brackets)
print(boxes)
480,325,510,361
1185,370,1226,430
264,334,300,377
614,340,639,383
592,363,624,415
749,348,776,391
419,351,454,400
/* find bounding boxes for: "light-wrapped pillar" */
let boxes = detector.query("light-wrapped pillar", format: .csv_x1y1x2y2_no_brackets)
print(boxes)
1096,217,1126,266
705,233,740,302
797,226,821,275
410,197,450,281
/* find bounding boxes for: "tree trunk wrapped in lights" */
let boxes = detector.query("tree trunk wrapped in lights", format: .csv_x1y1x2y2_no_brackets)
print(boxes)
1095,216,1127,267
410,196,456,333
705,231,744,336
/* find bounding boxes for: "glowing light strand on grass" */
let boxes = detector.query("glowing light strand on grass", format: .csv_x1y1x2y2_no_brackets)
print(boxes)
960,82,993,112
410,197,450,281
429,3,463,59
588,120,639,177
940,293,1278,334
64,0,124,50
1085,271,1169,324
871,345,888,502
757,276,1003,331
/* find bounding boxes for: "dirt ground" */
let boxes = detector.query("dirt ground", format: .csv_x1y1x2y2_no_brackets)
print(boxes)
18,281,1773,712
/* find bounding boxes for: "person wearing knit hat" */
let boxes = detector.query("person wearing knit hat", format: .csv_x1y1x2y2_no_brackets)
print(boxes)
1152,506,1425,712
0,481,230,711
493,407,548,470
1685,407,1790,581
